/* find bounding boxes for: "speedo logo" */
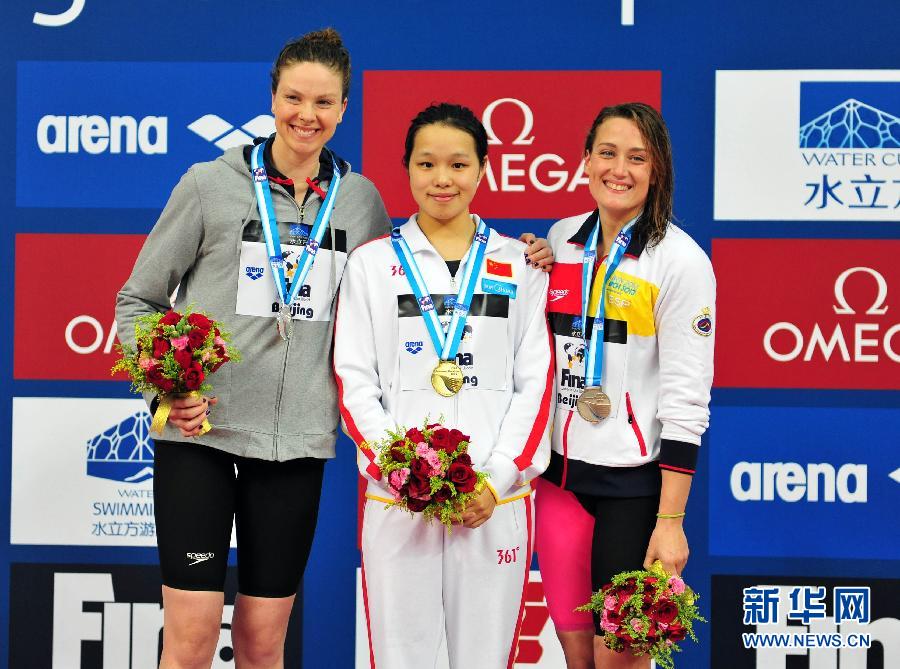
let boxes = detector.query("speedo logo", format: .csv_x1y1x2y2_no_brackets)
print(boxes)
37,115,168,154
186,552,215,566
548,288,570,302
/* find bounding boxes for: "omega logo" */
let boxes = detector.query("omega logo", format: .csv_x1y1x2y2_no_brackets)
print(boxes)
763,267,899,364
33,0,85,27
480,98,588,194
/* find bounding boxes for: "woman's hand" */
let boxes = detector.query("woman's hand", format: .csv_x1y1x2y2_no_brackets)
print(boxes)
167,395,218,437
643,519,689,576
461,487,497,529
519,233,554,272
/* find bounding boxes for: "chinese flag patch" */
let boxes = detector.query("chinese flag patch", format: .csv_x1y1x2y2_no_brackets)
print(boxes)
486,258,513,277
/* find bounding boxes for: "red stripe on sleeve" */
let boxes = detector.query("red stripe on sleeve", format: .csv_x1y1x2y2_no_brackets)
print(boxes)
513,321,555,471
660,464,696,475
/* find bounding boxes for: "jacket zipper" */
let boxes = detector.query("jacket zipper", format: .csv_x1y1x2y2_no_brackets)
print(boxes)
625,391,647,457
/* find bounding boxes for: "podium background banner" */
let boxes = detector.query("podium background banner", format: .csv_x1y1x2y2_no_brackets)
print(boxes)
2,2,898,667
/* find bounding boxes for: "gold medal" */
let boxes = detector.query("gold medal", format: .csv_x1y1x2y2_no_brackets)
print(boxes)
431,360,464,397
576,386,612,423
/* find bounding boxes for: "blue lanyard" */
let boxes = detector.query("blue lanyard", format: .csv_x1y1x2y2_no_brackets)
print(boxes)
392,216,491,361
250,140,342,309
581,217,636,387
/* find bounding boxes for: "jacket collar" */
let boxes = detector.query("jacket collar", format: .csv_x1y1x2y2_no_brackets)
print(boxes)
396,214,505,256
567,209,646,258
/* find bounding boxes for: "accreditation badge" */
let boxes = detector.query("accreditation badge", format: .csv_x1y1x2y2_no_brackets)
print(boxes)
235,241,346,322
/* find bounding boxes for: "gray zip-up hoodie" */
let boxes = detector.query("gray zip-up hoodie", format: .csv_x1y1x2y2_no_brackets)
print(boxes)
116,144,391,461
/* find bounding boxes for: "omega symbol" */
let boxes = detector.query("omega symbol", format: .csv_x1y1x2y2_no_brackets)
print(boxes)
482,98,535,146
833,267,888,316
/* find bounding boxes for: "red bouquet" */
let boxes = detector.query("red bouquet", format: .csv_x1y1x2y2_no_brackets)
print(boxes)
376,420,488,528
578,561,705,669
111,307,240,435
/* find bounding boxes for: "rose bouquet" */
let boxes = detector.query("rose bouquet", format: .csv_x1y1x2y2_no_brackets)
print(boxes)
111,308,240,436
375,420,488,529
578,560,705,669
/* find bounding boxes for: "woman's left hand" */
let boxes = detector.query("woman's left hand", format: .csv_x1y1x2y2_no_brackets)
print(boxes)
519,233,554,272
461,487,497,529
643,520,689,576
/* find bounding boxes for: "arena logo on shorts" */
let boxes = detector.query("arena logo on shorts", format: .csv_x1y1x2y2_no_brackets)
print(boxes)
482,279,517,299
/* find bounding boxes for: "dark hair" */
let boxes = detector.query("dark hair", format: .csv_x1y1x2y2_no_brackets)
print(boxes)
270,28,351,99
402,103,489,167
583,103,673,248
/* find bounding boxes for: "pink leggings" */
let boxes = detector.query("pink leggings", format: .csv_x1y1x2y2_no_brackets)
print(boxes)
533,477,595,632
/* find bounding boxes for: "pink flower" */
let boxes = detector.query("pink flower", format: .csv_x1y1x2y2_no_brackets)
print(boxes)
415,444,443,475
170,335,189,351
201,351,212,362
215,336,226,346
601,618,619,633
389,468,410,491
604,595,618,611
138,357,154,370
668,576,686,595
630,618,643,633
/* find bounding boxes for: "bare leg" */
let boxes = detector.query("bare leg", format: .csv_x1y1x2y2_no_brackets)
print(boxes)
557,629,596,669
230,593,295,669
159,586,224,669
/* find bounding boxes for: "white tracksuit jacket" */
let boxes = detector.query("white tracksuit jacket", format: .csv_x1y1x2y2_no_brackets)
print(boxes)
334,215,553,503
546,210,715,493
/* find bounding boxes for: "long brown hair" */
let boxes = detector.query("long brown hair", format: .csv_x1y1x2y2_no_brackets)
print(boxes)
584,103,673,248
270,28,351,99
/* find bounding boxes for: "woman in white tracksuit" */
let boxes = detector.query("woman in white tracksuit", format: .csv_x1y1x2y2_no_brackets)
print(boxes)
334,103,553,668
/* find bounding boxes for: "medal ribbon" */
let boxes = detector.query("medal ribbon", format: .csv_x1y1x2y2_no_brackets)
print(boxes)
581,216,636,387
250,140,342,312
392,216,490,361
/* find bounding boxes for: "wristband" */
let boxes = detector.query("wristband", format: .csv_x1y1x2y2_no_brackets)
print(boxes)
656,512,686,519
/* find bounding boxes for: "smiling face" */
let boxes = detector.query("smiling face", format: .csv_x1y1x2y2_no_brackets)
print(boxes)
408,123,485,226
583,116,653,225
270,61,346,161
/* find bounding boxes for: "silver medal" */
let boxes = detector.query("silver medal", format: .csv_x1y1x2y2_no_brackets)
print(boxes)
276,303,294,341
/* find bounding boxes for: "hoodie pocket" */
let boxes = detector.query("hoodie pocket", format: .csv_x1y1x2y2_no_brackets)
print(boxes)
625,391,647,457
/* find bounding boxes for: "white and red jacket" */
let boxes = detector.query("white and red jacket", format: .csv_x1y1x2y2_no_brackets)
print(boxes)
545,210,715,495
334,216,553,503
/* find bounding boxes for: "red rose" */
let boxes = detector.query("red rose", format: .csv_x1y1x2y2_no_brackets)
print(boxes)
606,607,624,625
159,311,182,326
433,484,452,503
426,422,441,429
173,348,193,370
187,328,209,349
447,429,469,451
430,428,453,452
183,362,205,390
650,600,678,625
147,364,174,393
405,427,425,444
410,457,430,479
151,337,170,359
666,621,686,642
453,453,472,467
644,621,659,640
389,441,407,462
448,462,476,493
643,576,659,588
408,475,432,501
187,313,213,331
620,578,638,596
209,345,230,373
406,497,429,512
614,627,635,644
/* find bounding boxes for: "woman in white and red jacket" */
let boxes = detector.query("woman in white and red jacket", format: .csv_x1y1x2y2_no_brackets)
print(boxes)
334,103,553,669
536,103,715,669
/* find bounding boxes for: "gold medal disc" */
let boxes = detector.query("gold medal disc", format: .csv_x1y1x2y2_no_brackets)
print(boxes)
431,360,464,397
576,386,612,422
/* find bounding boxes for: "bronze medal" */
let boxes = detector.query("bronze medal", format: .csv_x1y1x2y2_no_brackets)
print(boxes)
431,360,464,397
576,386,612,422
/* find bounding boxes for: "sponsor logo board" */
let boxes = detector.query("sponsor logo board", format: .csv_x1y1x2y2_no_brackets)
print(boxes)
8,563,303,668
14,233,145,380
713,239,899,389
714,70,899,221
363,71,660,219
709,405,900,559
10,397,236,547
712,575,900,668
16,61,274,208
355,569,564,666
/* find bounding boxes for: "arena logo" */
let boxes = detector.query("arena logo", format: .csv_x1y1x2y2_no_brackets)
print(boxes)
86,412,154,484
714,71,898,221
37,114,168,154
713,239,898,390
33,0,84,26
730,462,867,503
188,114,275,151
362,70,660,219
